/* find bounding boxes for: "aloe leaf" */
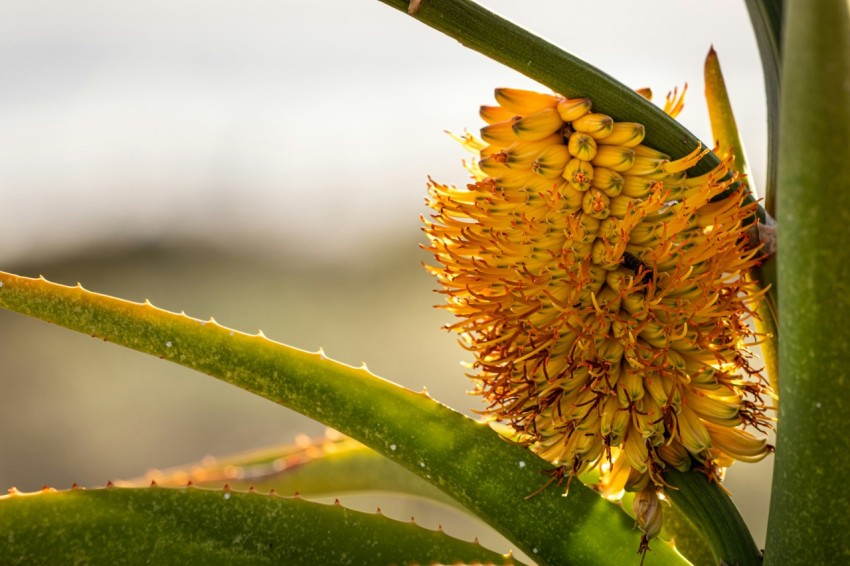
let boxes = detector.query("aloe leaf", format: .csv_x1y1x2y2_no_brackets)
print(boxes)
119,434,455,507
0,273,686,565
661,500,715,566
665,470,761,566
0,486,518,565
704,46,779,390
765,0,850,563
742,0,783,216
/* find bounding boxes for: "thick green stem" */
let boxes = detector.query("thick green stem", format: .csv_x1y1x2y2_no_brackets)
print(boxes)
765,0,850,563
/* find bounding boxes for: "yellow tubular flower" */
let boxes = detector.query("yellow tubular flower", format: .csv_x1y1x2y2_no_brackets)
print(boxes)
423,87,773,500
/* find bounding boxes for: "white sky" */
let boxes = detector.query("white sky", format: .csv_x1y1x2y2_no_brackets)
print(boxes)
0,0,767,260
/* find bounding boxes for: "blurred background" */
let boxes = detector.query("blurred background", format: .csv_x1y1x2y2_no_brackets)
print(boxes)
0,0,773,556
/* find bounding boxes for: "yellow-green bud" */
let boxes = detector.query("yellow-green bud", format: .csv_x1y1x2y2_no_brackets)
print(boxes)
572,112,614,139
563,158,594,191
480,119,519,146
582,189,611,220
494,87,559,115
568,132,598,161
621,175,658,198
599,122,645,147
532,144,570,179
479,104,515,125
592,145,635,172
557,180,584,211
512,108,564,141
632,144,670,159
556,97,592,122
591,167,625,197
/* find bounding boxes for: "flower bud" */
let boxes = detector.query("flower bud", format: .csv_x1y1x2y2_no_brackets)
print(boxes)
568,132,598,161
600,122,645,147
633,488,664,540
592,145,635,172
557,180,584,211
624,430,649,473
685,390,741,426
571,112,614,139
591,167,625,197
494,87,559,115
582,188,611,220
479,104,515,125
633,144,670,160
532,144,570,178
677,406,712,454
476,153,511,178
480,119,519,146
628,155,669,177
608,194,643,218
703,421,771,462
657,440,692,472
635,87,653,100
556,97,592,122
621,175,658,198
512,108,564,141
503,135,562,169
563,158,594,191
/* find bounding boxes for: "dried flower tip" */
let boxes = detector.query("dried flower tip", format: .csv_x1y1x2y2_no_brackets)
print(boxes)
633,488,664,540
635,87,653,100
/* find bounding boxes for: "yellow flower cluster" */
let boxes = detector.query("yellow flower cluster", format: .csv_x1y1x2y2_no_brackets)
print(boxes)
423,88,772,505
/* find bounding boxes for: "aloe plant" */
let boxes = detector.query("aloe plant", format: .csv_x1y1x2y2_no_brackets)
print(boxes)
2,0,848,564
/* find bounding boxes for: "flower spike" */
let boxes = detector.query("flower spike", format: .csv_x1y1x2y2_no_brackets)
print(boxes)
424,88,773,507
